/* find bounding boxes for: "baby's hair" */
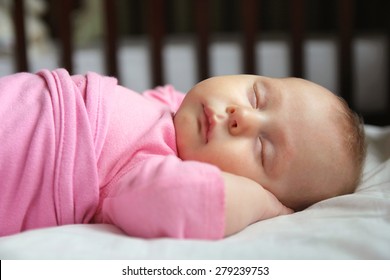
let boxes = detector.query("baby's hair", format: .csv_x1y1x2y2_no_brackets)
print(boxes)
335,96,367,194
288,93,367,211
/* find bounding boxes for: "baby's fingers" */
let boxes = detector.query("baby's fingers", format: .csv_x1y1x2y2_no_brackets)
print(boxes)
280,205,294,215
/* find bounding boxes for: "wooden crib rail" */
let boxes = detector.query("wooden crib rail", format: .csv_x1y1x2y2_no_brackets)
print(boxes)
11,0,390,125
13,0,28,72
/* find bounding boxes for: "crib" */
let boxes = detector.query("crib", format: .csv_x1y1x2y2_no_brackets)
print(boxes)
9,0,390,126
1,0,389,259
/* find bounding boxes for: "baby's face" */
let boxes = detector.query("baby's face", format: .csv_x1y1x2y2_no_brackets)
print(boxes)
174,75,349,209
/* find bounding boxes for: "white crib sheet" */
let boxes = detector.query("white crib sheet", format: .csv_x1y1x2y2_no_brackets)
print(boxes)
0,125,389,259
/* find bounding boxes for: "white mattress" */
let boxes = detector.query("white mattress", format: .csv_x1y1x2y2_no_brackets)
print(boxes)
0,125,389,259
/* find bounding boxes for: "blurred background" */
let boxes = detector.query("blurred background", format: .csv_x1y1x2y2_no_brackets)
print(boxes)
0,0,388,119
37,0,388,42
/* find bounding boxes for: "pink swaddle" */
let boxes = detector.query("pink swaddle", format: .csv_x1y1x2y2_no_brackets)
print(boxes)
0,69,116,236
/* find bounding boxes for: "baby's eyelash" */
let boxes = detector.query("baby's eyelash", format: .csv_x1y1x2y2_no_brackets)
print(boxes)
250,86,259,109
254,91,259,109
253,84,268,109
258,137,264,165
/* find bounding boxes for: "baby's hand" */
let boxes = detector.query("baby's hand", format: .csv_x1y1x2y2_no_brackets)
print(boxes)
222,172,293,237
281,205,294,215
259,187,294,219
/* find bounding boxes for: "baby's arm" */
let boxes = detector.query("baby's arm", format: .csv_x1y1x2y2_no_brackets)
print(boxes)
222,172,293,237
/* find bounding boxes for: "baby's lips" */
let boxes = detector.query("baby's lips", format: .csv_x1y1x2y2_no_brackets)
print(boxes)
203,105,217,141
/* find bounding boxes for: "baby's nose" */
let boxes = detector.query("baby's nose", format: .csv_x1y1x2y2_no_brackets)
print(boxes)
226,105,261,136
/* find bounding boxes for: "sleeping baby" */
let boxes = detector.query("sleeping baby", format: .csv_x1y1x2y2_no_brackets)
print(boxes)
0,69,366,239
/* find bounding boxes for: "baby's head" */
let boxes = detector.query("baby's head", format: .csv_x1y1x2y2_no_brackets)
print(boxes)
174,75,366,210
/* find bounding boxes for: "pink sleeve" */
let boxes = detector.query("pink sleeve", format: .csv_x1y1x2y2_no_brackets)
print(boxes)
100,155,225,239
142,85,185,112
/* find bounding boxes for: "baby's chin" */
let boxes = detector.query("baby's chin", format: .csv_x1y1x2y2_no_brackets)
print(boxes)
175,144,191,161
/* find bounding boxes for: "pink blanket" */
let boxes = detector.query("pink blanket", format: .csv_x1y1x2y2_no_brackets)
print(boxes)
0,69,116,236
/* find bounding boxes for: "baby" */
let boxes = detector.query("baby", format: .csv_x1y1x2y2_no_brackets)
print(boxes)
0,69,366,239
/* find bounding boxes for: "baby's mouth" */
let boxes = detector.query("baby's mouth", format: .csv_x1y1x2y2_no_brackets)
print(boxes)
202,105,215,143
200,105,209,143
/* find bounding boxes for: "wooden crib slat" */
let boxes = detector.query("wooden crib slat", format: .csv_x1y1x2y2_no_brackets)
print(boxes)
13,0,28,72
387,14,390,122
195,0,210,81
58,0,74,73
241,0,258,74
148,0,166,86
375,4,390,125
290,0,304,78
338,0,354,109
103,0,119,78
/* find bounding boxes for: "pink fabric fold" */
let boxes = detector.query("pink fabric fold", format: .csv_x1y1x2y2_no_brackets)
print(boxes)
0,69,116,236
